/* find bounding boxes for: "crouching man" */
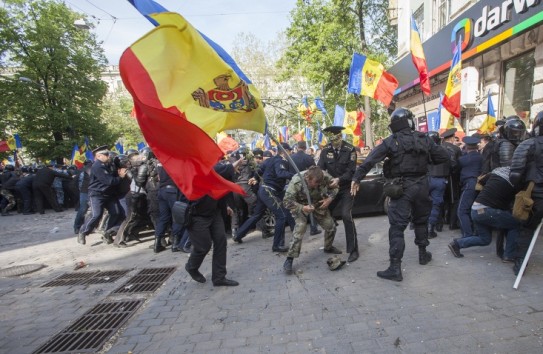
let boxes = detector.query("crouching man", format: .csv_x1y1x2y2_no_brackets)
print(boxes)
282,166,339,274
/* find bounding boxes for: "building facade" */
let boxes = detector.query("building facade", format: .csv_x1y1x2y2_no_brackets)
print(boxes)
389,0,543,133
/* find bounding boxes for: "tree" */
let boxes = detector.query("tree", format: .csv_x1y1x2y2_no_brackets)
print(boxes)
277,0,398,146
101,94,144,150
0,0,111,162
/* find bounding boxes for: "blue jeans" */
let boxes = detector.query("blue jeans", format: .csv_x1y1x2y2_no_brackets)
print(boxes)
456,208,519,258
428,177,447,225
74,192,88,233
457,178,478,237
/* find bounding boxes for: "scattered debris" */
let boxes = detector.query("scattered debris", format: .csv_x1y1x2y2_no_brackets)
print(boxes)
74,261,86,270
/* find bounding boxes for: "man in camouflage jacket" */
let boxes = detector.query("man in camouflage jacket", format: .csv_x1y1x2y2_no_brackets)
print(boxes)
282,166,339,274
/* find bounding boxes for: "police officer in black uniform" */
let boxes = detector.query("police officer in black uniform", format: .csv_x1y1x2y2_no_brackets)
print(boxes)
15,167,35,215
426,131,450,238
351,108,448,281
440,128,462,230
32,164,72,214
457,136,483,238
318,126,358,262
233,143,296,252
509,111,543,274
78,146,128,245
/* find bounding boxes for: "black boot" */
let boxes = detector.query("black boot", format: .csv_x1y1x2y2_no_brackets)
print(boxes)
428,224,437,239
171,234,180,252
283,257,293,275
419,247,432,265
154,237,165,253
377,258,402,281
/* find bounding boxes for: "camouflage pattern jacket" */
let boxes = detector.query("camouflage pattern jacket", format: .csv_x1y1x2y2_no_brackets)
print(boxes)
283,171,338,217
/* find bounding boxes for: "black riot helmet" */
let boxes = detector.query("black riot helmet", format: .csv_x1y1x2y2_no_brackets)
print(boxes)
427,131,440,145
531,111,543,137
139,147,155,161
389,108,415,133
114,154,131,169
107,151,118,164
4,165,15,172
503,116,526,144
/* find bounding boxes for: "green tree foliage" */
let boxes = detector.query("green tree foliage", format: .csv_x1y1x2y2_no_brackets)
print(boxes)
277,0,398,144
101,94,144,150
0,0,111,162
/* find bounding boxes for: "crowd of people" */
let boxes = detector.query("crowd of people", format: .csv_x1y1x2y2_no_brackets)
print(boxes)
2,108,542,284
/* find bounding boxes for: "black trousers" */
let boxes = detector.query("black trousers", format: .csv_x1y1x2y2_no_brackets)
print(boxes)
328,187,358,253
515,187,543,259
186,211,227,283
16,186,33,213
33,184,61,213
387,176,431,260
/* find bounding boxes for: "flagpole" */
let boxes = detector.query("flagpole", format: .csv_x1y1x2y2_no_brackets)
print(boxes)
420,90,429,126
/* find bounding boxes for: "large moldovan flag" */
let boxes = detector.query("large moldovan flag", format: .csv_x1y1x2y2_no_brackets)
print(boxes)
347,53,398,106
442,37,462,118
123,0,266,200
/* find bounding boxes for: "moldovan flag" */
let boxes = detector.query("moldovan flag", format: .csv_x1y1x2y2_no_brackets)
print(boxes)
0,141,9,153
478,91,497,134
410,15,430,96
442,38,462,118
278,126,289,143
6,136,16,150
122,0,265,200
347,53,398,106
344,111,364,135
71,144,85,169
438,92,465,139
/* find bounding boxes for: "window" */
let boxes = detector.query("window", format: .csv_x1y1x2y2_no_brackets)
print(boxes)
413,5,424,40
502,51,535,122
435,0,450,31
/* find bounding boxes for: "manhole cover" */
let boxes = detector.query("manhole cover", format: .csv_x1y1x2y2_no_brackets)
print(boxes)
112,267,177,294
42,270,131,287
0,264,46,277
33,299,144,354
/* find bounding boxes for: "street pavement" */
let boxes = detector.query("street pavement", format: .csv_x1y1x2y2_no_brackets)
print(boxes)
1,209,543,354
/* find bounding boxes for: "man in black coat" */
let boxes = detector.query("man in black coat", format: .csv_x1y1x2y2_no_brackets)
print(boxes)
15,167,35,215
32,164,71,214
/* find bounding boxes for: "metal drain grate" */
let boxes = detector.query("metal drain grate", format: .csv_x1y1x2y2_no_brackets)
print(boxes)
42,270,130,287
33,299,144,354
112,267,177,294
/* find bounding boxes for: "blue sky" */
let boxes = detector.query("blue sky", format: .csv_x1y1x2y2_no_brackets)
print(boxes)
66,0,297,64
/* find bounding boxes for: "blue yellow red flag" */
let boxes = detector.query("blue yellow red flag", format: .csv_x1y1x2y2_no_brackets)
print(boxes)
442,37,462,118
410,15,431,96
347,53,398,106
478,91,497,134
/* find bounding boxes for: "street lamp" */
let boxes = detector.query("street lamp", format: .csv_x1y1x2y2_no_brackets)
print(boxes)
74,19,90,30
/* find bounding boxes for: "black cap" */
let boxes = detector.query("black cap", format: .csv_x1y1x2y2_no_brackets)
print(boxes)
462,136,481,146
83,160,93,166
280,142,292,151
92,145,109,155
252,148,263,158
323,126,345,135
440,128,457,139
263,150,273,158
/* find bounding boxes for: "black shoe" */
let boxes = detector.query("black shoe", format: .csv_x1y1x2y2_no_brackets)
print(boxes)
324,246,342,254
283,258,293,275
310,229,322,236
154,238,165,253
435,224,443,232
77,233,86,245
448,240,464,258
428,224,437,239
185,263,206,283
272,247,289,253
102,231,114,244
348,250,359,263
115,241,127,248
213,278,239,286
182,246,191,253
232,233,243,243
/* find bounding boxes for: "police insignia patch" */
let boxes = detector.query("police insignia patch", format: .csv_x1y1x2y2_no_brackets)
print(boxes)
327,153,334,159
192,74,259,113
351,152,357,161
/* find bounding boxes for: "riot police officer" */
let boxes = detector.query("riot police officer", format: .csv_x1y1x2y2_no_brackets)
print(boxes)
509,111,543,274
318,126,358,262
351,108,448,281
457,136,483,238
440,128,462,230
